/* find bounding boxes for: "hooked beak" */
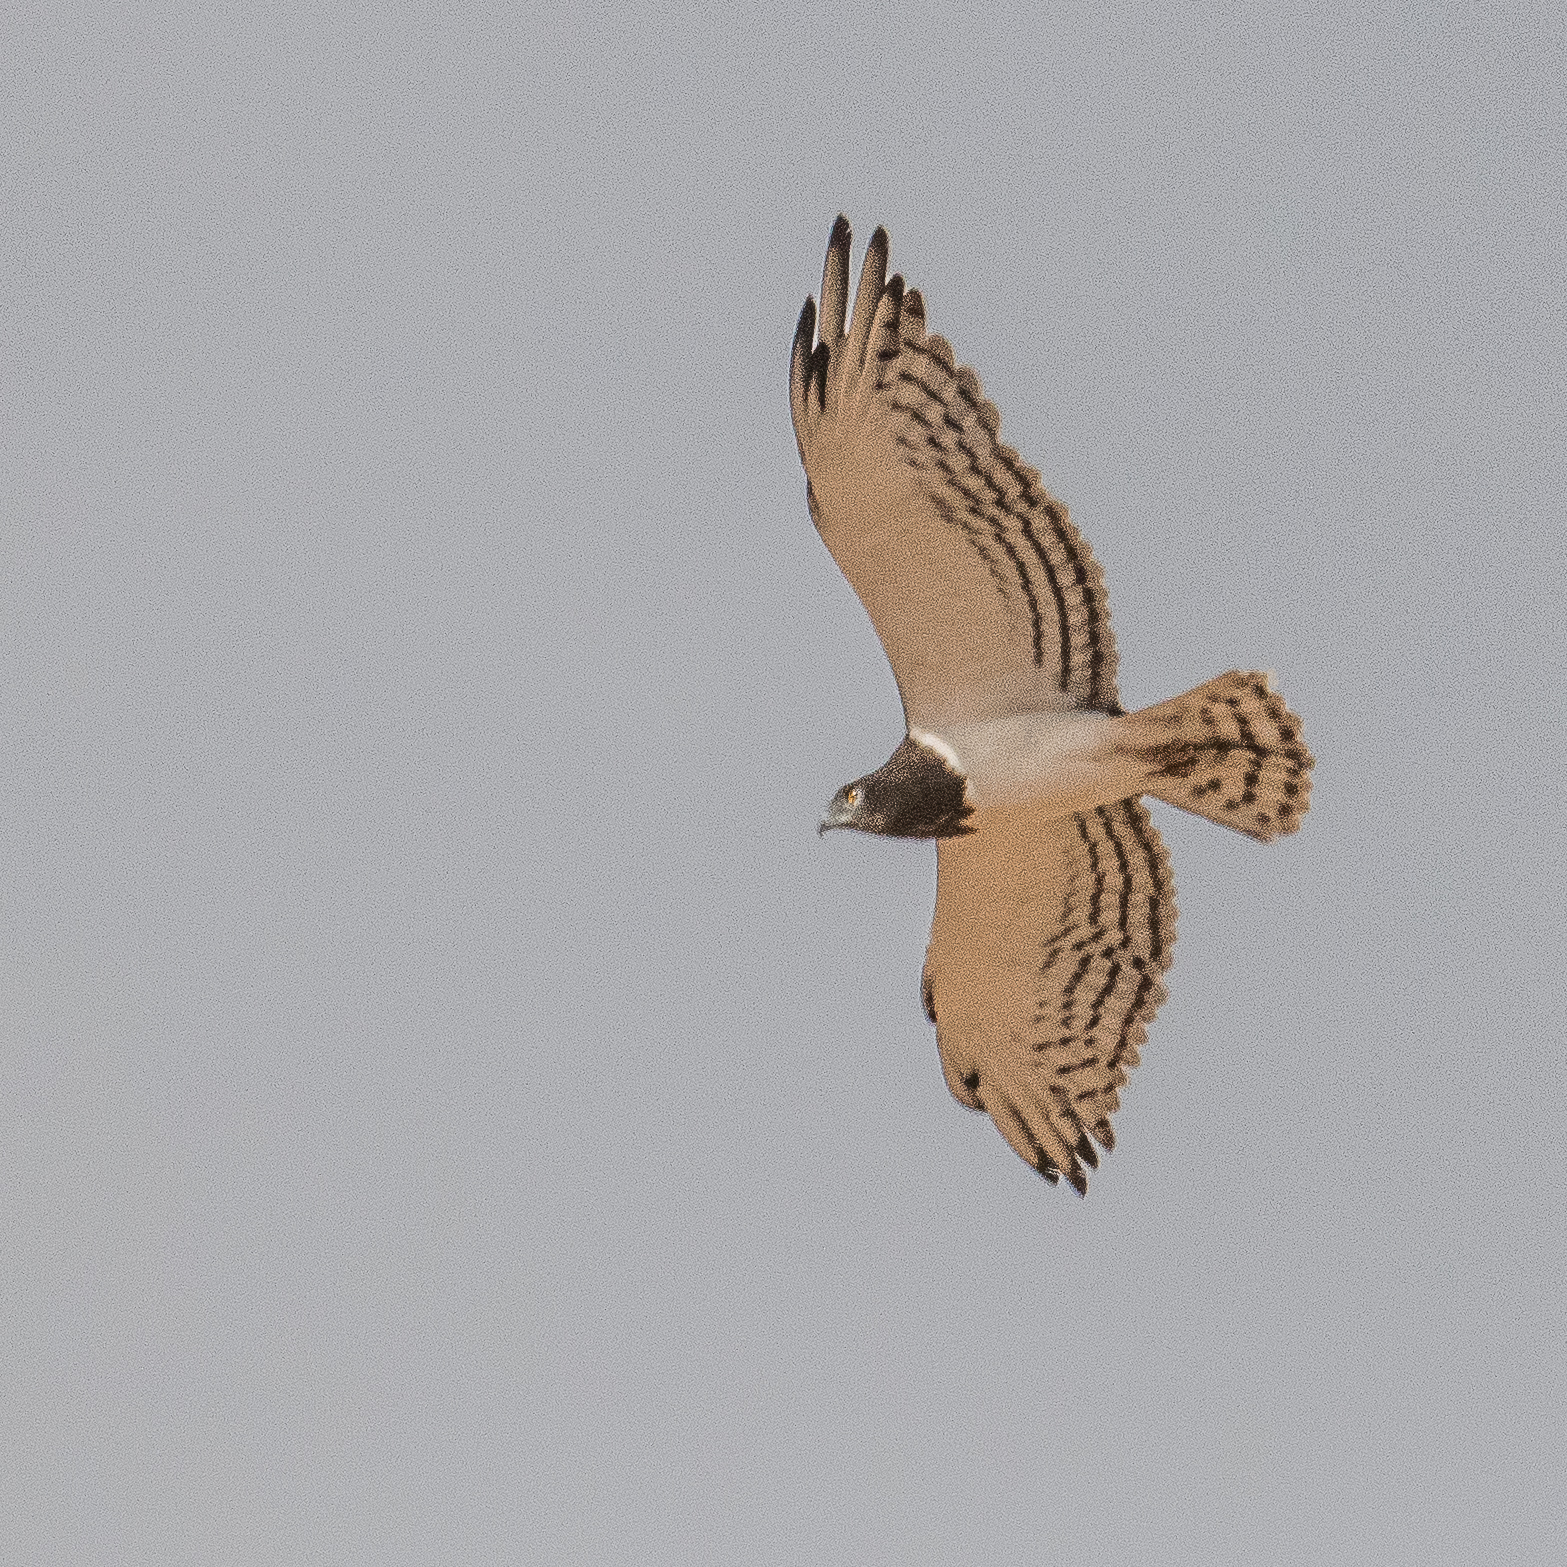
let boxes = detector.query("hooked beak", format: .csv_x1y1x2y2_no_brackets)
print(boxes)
818,796,856,836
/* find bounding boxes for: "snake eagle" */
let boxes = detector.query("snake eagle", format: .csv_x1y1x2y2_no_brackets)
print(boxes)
793,216,1314,1194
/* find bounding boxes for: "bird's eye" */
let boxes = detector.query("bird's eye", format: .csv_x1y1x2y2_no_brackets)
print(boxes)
845,787,860,807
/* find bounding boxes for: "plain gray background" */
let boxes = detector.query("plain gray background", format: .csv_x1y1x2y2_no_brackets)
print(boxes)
4,3,1563,1562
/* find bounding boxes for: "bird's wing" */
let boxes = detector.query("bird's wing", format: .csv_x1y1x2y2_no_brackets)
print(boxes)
789,217,1121,728
920,799,1176,1194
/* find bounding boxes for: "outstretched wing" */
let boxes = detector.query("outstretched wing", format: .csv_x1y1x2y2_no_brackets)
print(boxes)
789,216,1120,728
920,799,1176,1194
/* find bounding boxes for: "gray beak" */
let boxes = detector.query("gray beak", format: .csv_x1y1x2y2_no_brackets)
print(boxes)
818,795,855,835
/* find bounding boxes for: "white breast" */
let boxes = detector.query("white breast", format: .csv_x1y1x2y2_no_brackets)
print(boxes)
924,711,1147,819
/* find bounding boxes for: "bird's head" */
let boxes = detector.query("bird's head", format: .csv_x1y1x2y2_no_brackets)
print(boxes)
819,776,882,835
819,734,974,839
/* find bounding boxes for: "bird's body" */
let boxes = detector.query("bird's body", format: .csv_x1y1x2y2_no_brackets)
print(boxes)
924,711,1138,817
793,216,1314,1194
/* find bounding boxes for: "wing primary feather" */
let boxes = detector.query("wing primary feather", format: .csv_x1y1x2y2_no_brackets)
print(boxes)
809,341,830,412
789,297,816,441
846,226,889,373
819,215,852,349
999,1085,1087,1194
856,275,904,404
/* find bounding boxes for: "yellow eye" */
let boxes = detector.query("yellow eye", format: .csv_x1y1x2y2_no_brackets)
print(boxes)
845,787,860,807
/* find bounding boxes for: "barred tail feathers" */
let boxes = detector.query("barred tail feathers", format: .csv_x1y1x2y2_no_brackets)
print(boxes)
1132,672,1314,842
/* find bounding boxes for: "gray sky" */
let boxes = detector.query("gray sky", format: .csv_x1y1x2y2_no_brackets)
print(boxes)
4,3,1563,1562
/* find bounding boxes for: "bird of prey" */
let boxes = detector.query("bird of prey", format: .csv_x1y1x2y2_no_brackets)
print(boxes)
791,216,1314,1195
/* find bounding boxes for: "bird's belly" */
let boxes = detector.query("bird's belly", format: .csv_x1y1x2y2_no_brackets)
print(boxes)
930,712,1145,818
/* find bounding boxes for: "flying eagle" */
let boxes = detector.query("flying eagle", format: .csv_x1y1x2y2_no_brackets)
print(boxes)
792,216,1314,1194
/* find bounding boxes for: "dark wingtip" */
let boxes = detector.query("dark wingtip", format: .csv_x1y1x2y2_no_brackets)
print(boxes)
1067,1165,1089,1197
829,213,851,249
809,341,829,409
794,296,816,347
1036,1158,1061,1186
885,273,904,306
865,227,889,276
1093,1119,1116,1154
1074,1133,1099,1171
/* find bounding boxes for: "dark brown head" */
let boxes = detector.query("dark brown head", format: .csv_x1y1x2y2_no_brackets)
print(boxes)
819,734,974,839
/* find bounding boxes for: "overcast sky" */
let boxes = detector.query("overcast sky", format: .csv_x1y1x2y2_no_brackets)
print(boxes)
4,3,1563,1563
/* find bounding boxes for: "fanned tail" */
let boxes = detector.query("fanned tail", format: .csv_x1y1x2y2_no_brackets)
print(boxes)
1130,672,1314,842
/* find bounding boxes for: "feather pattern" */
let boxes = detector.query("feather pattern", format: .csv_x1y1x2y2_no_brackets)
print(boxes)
790,217,1120,726
792,217,1311,1193
921,799,1176,1194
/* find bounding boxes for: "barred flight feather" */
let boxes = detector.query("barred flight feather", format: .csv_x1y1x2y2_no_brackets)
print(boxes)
790,217,1121,725
922,800,1176,1196
793,217,1313,1195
